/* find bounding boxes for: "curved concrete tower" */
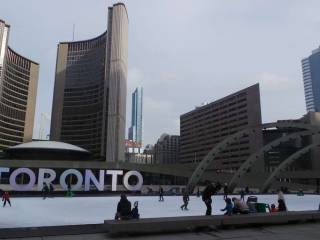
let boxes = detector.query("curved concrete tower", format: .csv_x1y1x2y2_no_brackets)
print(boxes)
51,3,128,161
0,20,39,150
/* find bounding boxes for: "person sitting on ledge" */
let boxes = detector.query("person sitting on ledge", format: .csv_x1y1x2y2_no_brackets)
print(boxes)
221,197,233,216
131,201,140,219
232,197,249,214
115,194,132,220
277,199,287,212
270,203,278,212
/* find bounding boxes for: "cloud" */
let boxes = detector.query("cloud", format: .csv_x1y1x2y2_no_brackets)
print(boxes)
259,72,301,91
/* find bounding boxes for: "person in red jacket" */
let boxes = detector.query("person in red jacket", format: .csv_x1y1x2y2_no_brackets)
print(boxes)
2,191,11,207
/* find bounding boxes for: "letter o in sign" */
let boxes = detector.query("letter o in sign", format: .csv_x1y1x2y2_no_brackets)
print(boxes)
60,169,83,191
123,171,143,191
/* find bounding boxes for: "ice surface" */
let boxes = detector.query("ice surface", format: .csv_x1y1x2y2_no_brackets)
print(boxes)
1,194,320,228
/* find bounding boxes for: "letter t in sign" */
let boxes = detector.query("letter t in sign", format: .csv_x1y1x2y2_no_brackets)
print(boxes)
106,170,123,191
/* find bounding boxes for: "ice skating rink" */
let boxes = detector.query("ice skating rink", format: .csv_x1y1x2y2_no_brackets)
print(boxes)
1,194,320,228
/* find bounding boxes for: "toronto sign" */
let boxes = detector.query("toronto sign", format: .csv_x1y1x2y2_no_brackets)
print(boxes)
0,168,143,192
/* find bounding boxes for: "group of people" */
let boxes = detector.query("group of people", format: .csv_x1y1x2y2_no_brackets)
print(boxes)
115,194,140,220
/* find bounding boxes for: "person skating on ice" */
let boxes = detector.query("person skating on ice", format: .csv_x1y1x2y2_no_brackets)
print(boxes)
42,183,49,200
180,191,190,210
159,186,164,201
202,181,221,215
2,191,11,207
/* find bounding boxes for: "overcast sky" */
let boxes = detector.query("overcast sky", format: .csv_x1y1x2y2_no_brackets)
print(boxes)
1,0,320,145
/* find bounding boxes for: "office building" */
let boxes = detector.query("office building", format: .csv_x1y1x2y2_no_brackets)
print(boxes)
128,87,143,146
180,84,263,172
0,19,39,150
302,46,320,112
154,134,180,164
50,3,128,161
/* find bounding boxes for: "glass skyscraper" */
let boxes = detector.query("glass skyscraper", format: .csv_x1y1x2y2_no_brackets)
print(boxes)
128,87,143,145
302,46,320,112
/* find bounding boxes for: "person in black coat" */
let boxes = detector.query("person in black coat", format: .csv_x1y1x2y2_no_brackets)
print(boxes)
278,199,287,212
131,201,140,219
159,186,164,201
202,181,221,215
180,191,190,210
115,194,132,220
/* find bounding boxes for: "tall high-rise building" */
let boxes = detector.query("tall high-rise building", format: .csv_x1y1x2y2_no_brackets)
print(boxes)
128,87,143,145
0,20,39,150
154,134,180,164
302,46,320,112
50,3,128,161
180,84,263,172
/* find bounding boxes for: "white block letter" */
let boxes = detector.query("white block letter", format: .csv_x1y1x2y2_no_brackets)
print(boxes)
10,168,36,191
38,168,56,191
84,170,105,191
106,170,123,191
123,171,143,191
60,169,83,191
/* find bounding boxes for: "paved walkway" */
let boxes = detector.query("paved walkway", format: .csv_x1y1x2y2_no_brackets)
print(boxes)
6,222,320,239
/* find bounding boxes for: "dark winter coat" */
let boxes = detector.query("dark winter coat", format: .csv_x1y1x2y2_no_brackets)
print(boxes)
202,184,217,201
183,193,189,202
131,207,139,219
117,198,132,217
278,199,287,211
223,186,228,194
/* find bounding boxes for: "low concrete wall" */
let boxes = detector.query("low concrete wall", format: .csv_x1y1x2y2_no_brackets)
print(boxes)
0,224,107,239
1,211,320,238
104,211,320,235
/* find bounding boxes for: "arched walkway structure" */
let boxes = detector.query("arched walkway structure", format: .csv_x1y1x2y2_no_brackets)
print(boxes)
260,142,320,193
186,121,320,193
228,130,320,192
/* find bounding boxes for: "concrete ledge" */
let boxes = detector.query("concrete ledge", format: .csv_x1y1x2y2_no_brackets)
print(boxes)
1,211,319,238
104,211,320,235
0,224,107,239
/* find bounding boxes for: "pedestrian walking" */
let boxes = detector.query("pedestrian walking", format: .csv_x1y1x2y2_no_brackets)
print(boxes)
180,191,190,210
2,191,11,207
202,181,221,215
159,186,164,201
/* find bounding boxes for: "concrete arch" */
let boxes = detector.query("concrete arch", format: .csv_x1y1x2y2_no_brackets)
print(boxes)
228,130,319,192
186,121,320,193
260,142,320,193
